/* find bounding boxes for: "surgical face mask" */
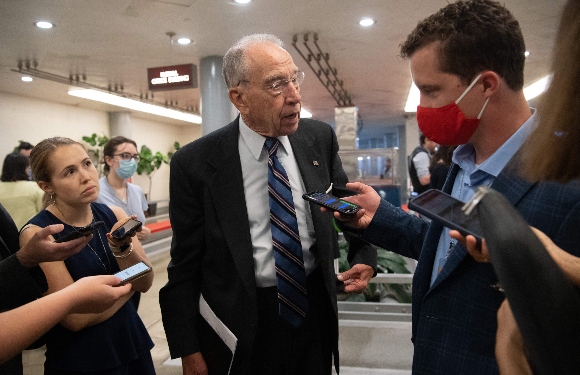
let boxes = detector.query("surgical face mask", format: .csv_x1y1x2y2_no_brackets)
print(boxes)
416,74,489,146
115,159,137,179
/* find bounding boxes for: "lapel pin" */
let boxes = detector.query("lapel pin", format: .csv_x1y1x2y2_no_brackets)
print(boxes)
313,161,319,166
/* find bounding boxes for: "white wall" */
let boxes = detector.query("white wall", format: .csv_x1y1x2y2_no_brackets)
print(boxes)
0,91,201,201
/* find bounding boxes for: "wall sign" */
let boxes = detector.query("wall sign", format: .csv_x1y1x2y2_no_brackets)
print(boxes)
147,63,198,91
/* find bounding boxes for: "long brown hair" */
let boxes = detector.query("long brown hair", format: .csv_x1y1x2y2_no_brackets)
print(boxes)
522,0,580,183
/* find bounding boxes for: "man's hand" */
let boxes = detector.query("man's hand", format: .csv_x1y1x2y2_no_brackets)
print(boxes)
337,264,374,293
182,352,208,375
17,224,91,268
67,275,132,314
322,182,381,230
449,230,490,263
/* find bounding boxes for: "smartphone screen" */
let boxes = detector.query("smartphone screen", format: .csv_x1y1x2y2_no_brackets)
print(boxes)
111,219,142,241
114,261,151,285
408,189,483,241
302,191,361,215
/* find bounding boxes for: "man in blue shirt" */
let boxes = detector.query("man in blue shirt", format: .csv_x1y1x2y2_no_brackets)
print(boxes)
333,0,580,373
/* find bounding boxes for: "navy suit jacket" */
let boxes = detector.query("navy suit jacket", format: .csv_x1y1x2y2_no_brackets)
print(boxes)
159,117,376,374
362,155,580,374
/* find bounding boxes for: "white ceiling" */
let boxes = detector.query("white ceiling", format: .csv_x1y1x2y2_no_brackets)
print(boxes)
0,0,565,137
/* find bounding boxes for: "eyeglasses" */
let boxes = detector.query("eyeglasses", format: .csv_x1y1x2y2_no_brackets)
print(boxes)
238,70,305,96
114,153,140,162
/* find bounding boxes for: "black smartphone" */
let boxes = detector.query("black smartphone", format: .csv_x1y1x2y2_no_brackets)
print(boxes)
111,219,142,241
114,261,152,285
54,221,105,243
408,189,483,243
302,191,361,215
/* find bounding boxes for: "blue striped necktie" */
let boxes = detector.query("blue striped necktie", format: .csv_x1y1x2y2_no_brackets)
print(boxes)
265,138,308,328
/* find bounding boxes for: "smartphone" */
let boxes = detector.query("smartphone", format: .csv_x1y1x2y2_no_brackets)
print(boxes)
114,261,152,285
54,221,105,243
302,191,361,215
408,189,483,243
111,219,142,241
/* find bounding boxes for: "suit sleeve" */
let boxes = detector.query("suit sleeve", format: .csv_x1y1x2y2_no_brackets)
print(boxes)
0,254,47,313
359,200,429,261
159,151,205,358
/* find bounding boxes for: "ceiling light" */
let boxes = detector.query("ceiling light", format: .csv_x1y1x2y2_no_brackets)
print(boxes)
21,76,33,82
234,0,251,3
68,89,202,124
524,51,530,57
177,38,192,45
359,17,376,27
34,21,54,29
300,107,312,118
404,74,552,113
404,83,420,112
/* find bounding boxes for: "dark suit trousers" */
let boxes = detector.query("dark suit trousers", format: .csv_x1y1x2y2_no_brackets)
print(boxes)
249,267,335,375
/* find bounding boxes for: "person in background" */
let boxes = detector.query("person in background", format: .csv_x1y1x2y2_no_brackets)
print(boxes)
326,0,580,373
20,137,155,375
408,134,437,195
97,136,151,310
160,33,376,375
0,153,44,229
16,142,34,158
428,145,457,190
97,136,151,240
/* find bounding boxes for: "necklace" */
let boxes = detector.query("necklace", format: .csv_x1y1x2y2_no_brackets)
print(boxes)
53,203,112,274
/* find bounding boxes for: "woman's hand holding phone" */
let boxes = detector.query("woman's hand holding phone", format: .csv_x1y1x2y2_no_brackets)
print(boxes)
106,216,142,249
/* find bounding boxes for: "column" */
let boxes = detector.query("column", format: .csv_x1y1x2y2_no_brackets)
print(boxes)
200,56,236,135
108,111,132,138
404,114,420,200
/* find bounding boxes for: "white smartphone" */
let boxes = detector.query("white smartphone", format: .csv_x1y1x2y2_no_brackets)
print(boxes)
114,261,152,285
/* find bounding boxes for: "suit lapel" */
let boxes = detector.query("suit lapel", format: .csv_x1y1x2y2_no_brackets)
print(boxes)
289,127,328,192
206,121,258,296
429,156,534,291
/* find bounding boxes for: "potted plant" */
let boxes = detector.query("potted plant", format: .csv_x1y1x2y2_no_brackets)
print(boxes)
136,142,180,215
82,133,109,177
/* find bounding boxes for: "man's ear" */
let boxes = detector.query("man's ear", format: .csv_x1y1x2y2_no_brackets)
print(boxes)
480,71,500,97
228,87,249,115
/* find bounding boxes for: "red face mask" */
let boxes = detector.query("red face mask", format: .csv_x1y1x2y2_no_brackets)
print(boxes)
416,74,489,146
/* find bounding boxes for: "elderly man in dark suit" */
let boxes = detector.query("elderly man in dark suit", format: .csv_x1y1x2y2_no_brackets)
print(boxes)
328,1,580,374
159,34,376,375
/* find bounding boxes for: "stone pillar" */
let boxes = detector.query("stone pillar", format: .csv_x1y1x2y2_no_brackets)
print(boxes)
200,56,235,136
108,111,132,138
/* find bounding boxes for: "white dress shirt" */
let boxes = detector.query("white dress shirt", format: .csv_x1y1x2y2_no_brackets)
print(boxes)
238,117,317,287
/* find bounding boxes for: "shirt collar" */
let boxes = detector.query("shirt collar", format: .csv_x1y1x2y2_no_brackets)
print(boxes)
452,108,538,185
239,116,291,160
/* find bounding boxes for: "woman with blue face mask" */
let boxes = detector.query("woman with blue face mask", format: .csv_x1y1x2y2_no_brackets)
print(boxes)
97,137,151,311
98,137,151,241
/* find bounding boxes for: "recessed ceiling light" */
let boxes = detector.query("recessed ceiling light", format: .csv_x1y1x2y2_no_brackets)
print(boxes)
34,21,54,29
177,38,192,45
524,50,530,57
21,76,33,82
234,0,251,4
359,17,376,27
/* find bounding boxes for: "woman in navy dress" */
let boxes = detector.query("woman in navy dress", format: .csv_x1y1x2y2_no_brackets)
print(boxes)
19,137,155,375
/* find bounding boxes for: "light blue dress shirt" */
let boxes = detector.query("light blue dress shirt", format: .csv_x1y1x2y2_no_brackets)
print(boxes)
429,109,538,286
